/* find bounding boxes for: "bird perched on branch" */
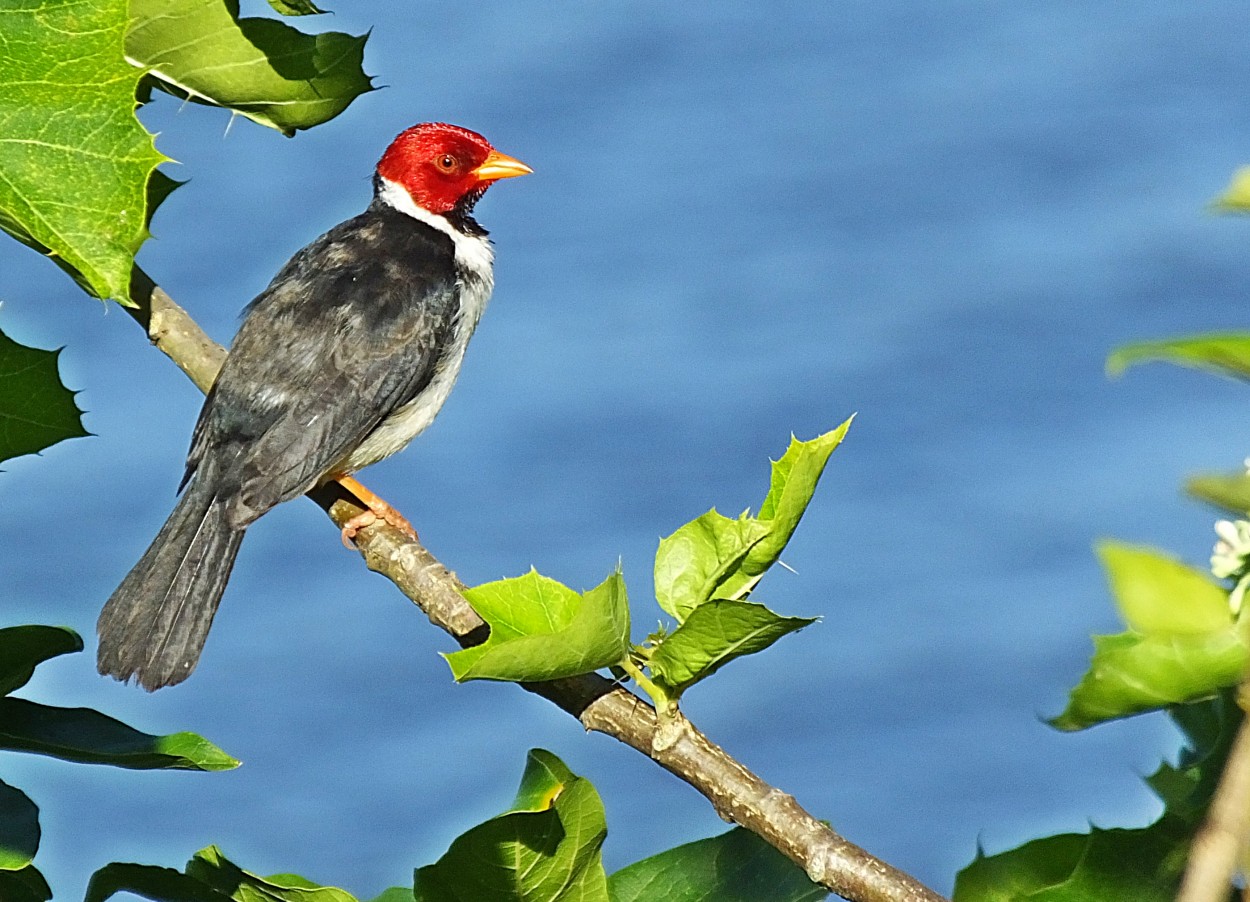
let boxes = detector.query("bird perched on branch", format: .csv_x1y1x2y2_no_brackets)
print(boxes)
98,122,531,690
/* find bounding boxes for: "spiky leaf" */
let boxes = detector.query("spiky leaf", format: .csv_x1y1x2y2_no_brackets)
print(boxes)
953,819,1192,902
654,422,852,620
1144,692,1240,824
444,569,631,683
0,331,89,464
1052,543,1245,731
415,749,610,902
0,0,168,301
127,0,374,137
648,600,814,693
723,421,852,594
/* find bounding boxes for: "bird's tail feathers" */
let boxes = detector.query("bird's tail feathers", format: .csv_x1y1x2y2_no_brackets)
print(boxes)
97,480,244,690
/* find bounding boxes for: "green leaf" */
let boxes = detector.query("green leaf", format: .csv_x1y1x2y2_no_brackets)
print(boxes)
85,863,234,902
0,866,50,902
1051,630,1247,731
0,780,38,871
0,625,83,696
1211,166,1250,213
985,699,1239,901
367,891,414,902
654,422,852,620
654,511,770,621
648,600,815,693
724,421,852,593
1061,599,1249,744
415,749,610,902
757,423,853,523
1145,692,1240,824
1187,471,1250,516
266,0,327,15
1051,542,1248,730
608,827,826,902
509,747,576,813
0,328,90,465
952,818,1192,902
147,170,185,227
186,846,360,902
1106,333,1250,381
87,856,363,902
127,0,375,137
0,697,239,771
1097,542,1231,636
444,569,631,683
0,0,168,301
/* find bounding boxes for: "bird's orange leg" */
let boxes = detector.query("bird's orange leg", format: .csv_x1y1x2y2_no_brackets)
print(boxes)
334,475,418,547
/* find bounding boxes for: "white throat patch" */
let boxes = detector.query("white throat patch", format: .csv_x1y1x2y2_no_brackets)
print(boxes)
377,176,495,280
337,176,501,473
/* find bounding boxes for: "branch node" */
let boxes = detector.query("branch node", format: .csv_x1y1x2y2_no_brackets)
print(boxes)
803,850,831,887
651,709,687,753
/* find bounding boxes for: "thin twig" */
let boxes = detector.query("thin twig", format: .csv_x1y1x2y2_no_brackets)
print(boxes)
1176,684,1250,902
121,270,949,902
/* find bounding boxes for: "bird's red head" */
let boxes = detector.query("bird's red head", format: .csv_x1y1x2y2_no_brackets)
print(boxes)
376,122,532,215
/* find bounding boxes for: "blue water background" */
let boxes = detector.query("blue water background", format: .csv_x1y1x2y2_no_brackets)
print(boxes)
4,2,1250,896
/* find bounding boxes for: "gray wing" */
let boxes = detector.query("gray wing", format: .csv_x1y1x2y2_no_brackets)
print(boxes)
184,211,462,527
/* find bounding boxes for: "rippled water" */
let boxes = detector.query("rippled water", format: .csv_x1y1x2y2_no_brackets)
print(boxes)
4,2,1250,896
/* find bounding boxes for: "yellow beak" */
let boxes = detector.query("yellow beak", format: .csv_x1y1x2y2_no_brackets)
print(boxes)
473,150,533,182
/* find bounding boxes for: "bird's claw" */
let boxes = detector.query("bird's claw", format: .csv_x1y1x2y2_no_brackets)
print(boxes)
340,503,418,548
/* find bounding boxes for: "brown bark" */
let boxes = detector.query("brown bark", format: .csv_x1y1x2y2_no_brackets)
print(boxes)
119,270,949,902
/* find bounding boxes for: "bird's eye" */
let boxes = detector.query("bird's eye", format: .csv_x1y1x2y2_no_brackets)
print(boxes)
436,154,457,172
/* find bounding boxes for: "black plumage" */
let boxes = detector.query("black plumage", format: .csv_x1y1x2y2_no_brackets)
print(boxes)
98,204,462,690
98,121,530,691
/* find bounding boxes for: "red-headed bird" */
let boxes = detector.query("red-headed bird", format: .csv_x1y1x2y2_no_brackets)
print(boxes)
98,123,531,690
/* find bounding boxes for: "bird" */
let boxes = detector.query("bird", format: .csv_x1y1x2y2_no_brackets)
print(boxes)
97,122,531,691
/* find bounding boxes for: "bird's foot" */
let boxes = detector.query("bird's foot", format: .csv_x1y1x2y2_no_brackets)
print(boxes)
334,475,418,547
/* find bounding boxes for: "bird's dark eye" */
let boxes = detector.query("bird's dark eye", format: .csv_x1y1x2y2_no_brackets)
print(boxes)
437,154,457,172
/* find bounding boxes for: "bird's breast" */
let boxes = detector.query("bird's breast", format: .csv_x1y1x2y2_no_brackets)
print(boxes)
335,266,492,474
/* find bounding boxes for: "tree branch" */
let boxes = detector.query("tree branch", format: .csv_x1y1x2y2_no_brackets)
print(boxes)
121,269,949,902
1175,683,1250,902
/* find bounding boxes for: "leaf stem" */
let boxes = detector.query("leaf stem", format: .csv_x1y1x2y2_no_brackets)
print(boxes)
618,653,677,722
